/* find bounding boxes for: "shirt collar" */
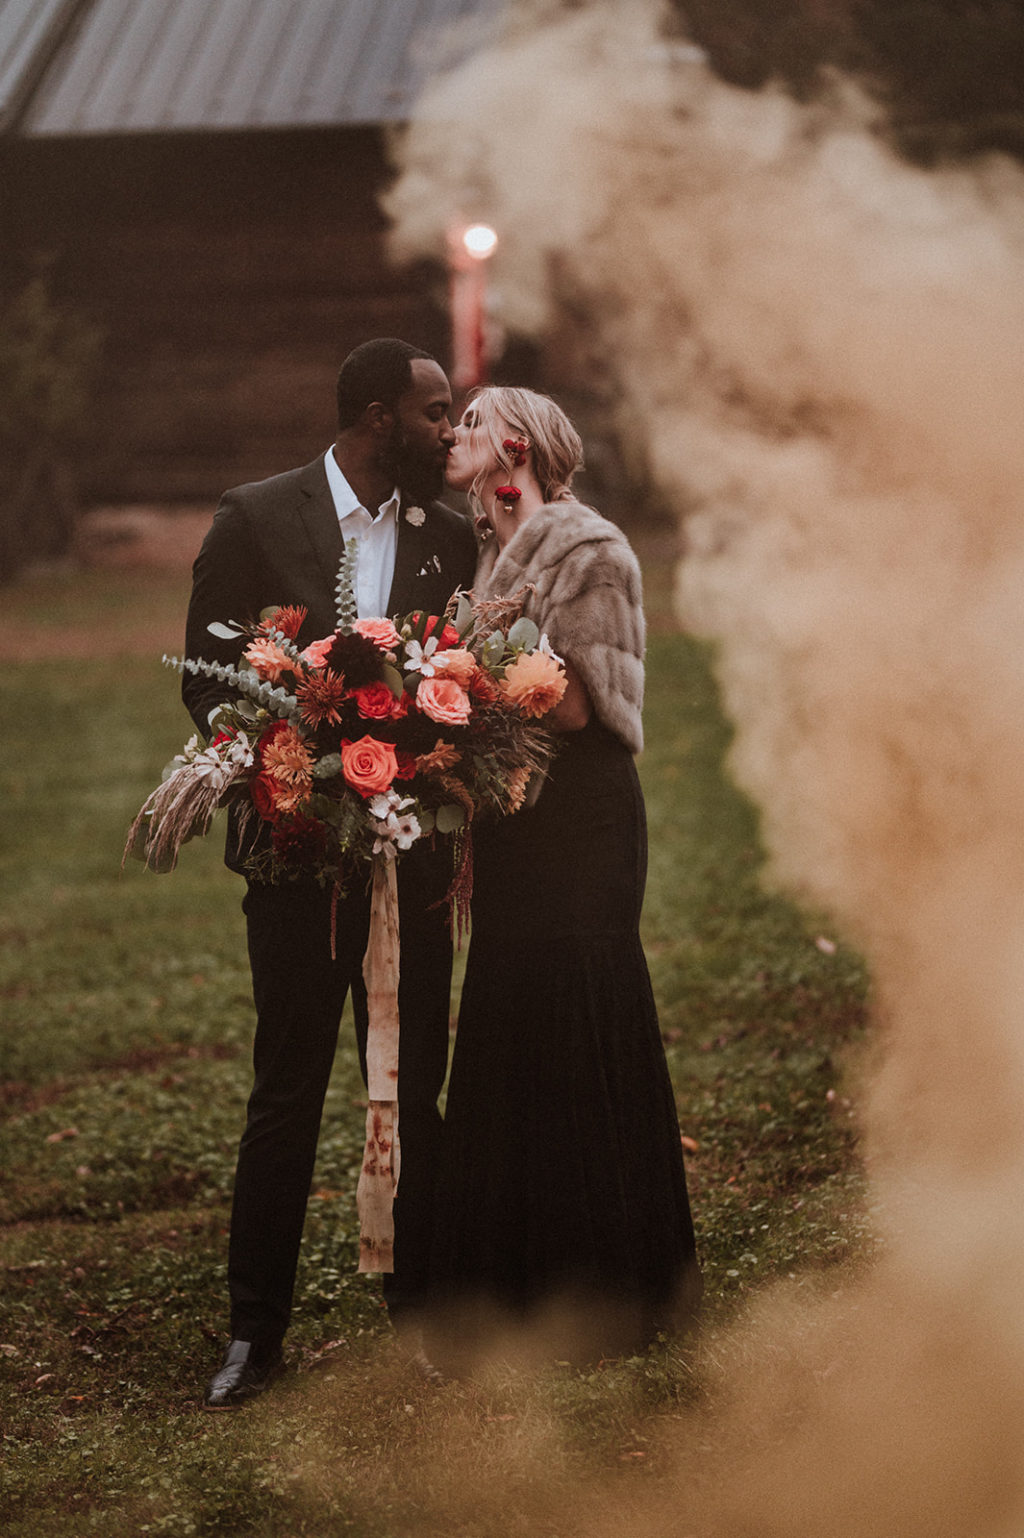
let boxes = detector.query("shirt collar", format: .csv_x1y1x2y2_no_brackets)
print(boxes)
323,447,400,523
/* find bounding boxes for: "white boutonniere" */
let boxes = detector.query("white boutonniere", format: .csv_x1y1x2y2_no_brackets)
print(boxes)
405,505,426,527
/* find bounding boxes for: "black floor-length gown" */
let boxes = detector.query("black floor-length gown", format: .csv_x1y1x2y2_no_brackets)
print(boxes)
424,716,701,1365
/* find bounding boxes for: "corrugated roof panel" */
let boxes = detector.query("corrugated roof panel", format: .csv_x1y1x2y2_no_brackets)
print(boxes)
344,1,425,122
189,1,301,130
83,4,176,129
15,0,505,136
0,0,79,130
257,0,357,126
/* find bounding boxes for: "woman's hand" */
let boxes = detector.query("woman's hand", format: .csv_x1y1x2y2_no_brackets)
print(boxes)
547,658,592,733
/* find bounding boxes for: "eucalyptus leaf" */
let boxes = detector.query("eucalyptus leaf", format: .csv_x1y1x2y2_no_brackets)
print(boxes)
381,663,405,697
206,621,246,640
313,753,343,780
482,630,505,666
310,793,345,824
435,803,466,834
335,541,360,632
418,809,436,834
507,616,540,651
206,704,234,736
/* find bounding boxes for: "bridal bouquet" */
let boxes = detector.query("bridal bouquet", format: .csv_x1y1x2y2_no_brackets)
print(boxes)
126,543,565,1272
125,542,566,926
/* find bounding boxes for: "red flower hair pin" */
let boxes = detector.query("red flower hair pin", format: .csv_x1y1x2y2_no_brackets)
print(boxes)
503,436,529,467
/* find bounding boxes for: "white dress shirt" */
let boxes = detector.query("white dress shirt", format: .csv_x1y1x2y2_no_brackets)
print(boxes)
323,447,400,619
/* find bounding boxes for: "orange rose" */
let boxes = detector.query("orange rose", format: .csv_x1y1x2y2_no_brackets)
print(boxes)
499,651,567,718
340,735,398,797
301,634,337,668
431,647,477,687
354,617,402,651
416,676,472,726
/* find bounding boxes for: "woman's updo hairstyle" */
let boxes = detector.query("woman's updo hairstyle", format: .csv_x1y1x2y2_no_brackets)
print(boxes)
466,386,584,508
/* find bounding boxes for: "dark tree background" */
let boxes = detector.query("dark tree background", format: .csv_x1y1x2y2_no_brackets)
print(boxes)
3,0,1022,582
668,0,1024,162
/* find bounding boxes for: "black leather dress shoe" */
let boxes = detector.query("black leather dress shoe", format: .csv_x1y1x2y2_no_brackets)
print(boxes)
203,1339,284,1410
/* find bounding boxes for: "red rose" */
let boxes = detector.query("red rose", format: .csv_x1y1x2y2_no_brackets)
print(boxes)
394,750,417,782
340,735,398,797
250,771,281,822
411,613,461,649
354,681,402,720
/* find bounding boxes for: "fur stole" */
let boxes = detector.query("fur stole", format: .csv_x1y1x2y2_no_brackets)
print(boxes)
475,501,646,753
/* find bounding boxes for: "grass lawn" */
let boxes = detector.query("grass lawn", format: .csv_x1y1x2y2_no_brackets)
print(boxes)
0,552,871,1536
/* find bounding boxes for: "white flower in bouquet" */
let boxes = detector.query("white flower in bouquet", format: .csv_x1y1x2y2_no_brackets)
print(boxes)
402,635,439,676
368,791,422,856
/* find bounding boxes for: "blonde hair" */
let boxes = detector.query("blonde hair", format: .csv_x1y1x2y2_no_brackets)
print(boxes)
465,386,584,510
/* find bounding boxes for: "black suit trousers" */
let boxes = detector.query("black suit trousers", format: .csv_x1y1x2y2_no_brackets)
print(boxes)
228,843,454,1347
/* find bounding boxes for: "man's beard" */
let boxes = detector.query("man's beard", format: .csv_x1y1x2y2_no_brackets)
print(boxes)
379,424,445,503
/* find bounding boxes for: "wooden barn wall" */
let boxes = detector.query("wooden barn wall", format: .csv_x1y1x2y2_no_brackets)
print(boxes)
0,127,452,504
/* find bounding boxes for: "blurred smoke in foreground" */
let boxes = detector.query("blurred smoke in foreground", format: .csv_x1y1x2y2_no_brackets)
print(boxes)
381,1,1024,1532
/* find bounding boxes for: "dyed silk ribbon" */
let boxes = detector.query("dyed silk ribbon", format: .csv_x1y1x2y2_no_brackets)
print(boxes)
355,856,402,1272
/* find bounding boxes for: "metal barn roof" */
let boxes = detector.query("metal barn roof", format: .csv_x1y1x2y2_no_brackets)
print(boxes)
0,0,78,130
0,0,503,136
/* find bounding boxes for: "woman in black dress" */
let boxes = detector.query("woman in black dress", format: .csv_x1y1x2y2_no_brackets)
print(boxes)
424,387,701,1369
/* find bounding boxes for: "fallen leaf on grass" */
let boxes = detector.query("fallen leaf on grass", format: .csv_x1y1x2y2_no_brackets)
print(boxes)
304,1339,348,1370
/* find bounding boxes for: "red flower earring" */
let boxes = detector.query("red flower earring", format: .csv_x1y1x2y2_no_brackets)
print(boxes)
497,436,528,516
495,484,522,516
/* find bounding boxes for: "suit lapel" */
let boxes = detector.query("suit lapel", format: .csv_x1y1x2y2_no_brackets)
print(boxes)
296,456,345,595
388,496,438,616
291,472,462,623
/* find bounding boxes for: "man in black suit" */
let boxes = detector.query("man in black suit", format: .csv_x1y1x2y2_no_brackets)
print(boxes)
183,339,477,1409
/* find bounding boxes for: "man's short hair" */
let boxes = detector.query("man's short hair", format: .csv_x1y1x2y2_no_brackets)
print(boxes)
336,338,435,430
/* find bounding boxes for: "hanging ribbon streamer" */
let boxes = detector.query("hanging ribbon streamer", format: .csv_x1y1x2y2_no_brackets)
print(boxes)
355,855,402,1273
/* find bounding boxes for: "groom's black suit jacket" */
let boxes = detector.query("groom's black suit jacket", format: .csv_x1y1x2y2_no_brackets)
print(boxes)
180,454,477,1331
182,454,478,869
